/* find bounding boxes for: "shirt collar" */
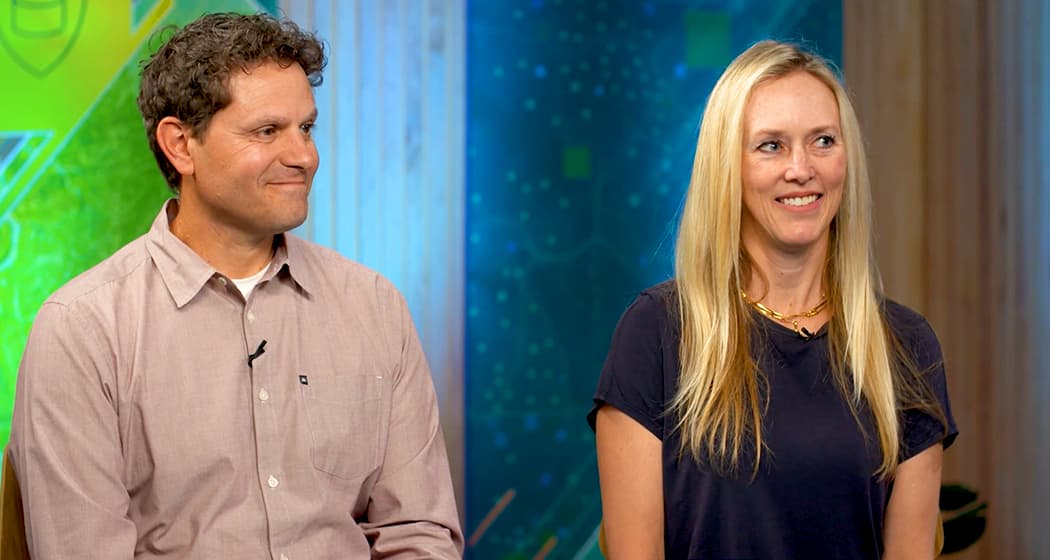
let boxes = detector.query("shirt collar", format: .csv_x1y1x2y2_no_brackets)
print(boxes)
145,200,316,307
145,200,217,308
278,232,317,296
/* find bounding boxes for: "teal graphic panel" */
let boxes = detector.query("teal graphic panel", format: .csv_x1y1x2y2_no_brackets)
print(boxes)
465,1,841,558
0,0,277,451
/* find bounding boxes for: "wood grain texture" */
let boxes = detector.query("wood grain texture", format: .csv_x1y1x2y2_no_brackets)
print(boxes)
845,0,1048,557
843,1,927,312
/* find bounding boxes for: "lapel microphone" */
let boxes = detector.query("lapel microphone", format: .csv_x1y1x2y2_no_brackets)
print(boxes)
247,339,268,368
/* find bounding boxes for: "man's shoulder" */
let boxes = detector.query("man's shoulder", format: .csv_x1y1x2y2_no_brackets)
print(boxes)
46,235,152,308
285,234,403,302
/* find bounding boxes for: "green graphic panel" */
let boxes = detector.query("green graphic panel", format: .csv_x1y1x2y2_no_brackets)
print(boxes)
0,0,274,450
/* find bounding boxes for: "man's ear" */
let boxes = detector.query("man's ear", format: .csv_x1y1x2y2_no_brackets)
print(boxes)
156,116,195,177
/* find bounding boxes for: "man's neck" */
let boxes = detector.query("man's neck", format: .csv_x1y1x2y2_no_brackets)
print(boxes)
167,198,275,279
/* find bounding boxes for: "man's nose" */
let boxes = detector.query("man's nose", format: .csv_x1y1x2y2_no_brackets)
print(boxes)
282,131,318,170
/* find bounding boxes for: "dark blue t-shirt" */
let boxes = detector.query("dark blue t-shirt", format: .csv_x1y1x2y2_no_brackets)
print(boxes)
589,281,957,560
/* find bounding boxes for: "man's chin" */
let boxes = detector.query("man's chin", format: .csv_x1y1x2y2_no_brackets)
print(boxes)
276,212,308,235
258,203,308,235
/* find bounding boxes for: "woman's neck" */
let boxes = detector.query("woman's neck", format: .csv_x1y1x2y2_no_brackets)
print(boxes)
743,237,829,316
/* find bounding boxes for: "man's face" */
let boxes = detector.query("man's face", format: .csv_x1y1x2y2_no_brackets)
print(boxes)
184,60,318,239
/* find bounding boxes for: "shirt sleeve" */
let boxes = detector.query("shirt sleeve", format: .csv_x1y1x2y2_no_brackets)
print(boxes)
898,315,959,461
360,284,464,559
587,290,669,440
9,302,137,559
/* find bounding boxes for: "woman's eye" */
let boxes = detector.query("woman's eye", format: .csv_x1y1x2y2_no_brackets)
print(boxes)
758,140,781,153
816,134,836,147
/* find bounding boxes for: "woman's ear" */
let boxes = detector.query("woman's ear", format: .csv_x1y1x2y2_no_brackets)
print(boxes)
156,116,195,177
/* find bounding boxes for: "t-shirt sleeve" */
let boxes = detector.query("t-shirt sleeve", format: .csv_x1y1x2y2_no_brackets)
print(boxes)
898,314,959,461
587,291,669,440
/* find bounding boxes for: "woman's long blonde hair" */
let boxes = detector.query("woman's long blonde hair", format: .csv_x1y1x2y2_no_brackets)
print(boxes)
672,41,935,478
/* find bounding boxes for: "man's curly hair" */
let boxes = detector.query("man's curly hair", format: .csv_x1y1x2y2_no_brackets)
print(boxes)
137,12,327,192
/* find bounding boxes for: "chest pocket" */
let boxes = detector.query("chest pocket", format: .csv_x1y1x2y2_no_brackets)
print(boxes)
300,373,383,480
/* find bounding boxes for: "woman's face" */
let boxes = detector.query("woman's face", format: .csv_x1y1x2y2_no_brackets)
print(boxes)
740,70,845,257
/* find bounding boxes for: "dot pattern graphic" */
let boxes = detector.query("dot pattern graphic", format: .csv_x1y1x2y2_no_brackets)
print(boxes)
465,1,841,558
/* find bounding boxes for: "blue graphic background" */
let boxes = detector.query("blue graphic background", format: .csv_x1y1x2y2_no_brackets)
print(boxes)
465,2,842,558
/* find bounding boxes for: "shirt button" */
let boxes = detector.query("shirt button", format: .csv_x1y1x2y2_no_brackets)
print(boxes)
218,277,228,286
247,310,256,322
258,388,270,402
267,475,279,488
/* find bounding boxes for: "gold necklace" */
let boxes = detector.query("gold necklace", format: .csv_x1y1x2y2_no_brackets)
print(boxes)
740,290,827,337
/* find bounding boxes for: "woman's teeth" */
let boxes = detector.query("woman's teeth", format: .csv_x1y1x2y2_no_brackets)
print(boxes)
779,194,819,206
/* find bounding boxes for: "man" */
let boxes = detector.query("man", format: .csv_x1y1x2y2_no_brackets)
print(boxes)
9,12,463,559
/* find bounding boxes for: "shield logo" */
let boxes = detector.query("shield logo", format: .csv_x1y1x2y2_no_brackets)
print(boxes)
0,0,87,78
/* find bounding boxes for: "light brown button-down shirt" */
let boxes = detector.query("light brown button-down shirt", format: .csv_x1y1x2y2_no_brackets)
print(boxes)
10,202,464,559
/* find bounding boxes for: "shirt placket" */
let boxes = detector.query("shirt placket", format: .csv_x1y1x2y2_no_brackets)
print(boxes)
243,285,292,560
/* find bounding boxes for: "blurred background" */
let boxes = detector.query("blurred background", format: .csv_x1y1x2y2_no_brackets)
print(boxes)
0,1,1044,559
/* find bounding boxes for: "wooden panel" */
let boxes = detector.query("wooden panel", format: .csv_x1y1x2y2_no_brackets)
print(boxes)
981,3,1020,557
842,1,927,311
846,0,1050,557
921,3,994,559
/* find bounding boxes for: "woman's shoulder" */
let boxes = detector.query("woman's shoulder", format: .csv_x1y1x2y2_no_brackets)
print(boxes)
881,297,924,324
608,280,679,341
641,279,677,302
880,297,942,361
881,298,933,331
630,279,678,319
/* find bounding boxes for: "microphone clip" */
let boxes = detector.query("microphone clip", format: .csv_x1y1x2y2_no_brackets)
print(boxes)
247,339,267,368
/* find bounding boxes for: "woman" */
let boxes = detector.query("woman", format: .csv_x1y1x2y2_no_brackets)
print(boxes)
589,41,957,559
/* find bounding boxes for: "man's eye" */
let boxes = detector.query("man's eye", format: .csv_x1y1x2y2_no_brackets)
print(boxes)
301,122,315,135
257,126,277,137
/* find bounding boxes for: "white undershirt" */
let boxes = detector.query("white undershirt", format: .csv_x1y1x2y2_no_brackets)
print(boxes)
230,262,271,299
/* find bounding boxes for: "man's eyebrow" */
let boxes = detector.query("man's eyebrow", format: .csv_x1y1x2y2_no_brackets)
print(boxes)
240,109,317,129
242,115,288,128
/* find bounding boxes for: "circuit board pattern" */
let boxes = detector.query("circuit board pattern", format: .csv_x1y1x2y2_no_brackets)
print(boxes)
465,1,841,558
